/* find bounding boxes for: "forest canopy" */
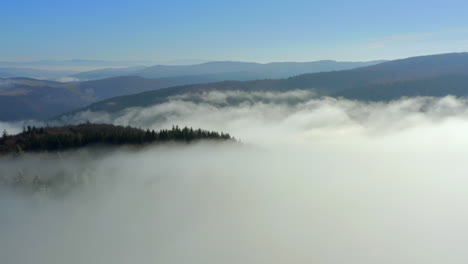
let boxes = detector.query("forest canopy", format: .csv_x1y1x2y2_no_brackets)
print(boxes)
0,123,233,154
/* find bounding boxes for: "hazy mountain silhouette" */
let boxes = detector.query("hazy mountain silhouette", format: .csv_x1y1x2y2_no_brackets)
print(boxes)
0,68,77,80
0,75,220,121
72,60,385,81
0,60,383,121
4,53,468,121
0,78,91,121
71,53,468,114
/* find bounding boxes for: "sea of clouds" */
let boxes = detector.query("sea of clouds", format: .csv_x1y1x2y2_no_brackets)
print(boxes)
3,91,468,263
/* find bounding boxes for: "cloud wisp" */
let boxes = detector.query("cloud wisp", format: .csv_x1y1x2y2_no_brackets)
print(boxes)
60,91,468,145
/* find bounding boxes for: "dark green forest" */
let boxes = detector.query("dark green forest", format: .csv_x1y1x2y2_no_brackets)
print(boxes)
0,123,233,154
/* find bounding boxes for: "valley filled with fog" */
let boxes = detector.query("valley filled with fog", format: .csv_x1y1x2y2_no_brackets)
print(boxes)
3,91,468,263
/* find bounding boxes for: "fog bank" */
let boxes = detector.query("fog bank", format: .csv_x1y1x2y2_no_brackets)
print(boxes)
3,91,468,263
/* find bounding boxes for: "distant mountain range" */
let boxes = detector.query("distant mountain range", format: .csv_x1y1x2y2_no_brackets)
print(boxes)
0,59,212,72
71,60,386,81
0,59,384,81
3,53,468,121
0,68,78,81
69,53,468,114
0,60,385,121
0,75,228,121
0,78,91,121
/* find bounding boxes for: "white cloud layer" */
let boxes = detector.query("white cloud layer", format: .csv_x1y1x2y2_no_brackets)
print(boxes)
56,76,80,83
3,91,468,263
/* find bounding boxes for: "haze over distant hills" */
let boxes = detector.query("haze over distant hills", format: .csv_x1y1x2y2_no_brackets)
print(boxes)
0,59,212,72
0,75,227,121
72,60,385,81
0,59,385,121
3,53,468,122
0,78,91,121
0,59,384,81
0,68,78,81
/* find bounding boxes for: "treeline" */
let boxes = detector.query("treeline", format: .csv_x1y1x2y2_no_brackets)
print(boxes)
0,123,233,154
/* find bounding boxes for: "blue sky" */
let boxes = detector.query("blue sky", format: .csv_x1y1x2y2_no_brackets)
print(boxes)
2,0,468,62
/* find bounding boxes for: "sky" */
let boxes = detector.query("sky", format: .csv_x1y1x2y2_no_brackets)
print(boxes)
2,0,468,62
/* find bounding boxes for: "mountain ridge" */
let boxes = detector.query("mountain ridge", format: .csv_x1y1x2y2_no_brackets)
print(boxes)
72,60,386,81
65,52,468,115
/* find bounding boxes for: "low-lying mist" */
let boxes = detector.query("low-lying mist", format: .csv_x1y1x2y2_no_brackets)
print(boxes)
3,91,468,263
